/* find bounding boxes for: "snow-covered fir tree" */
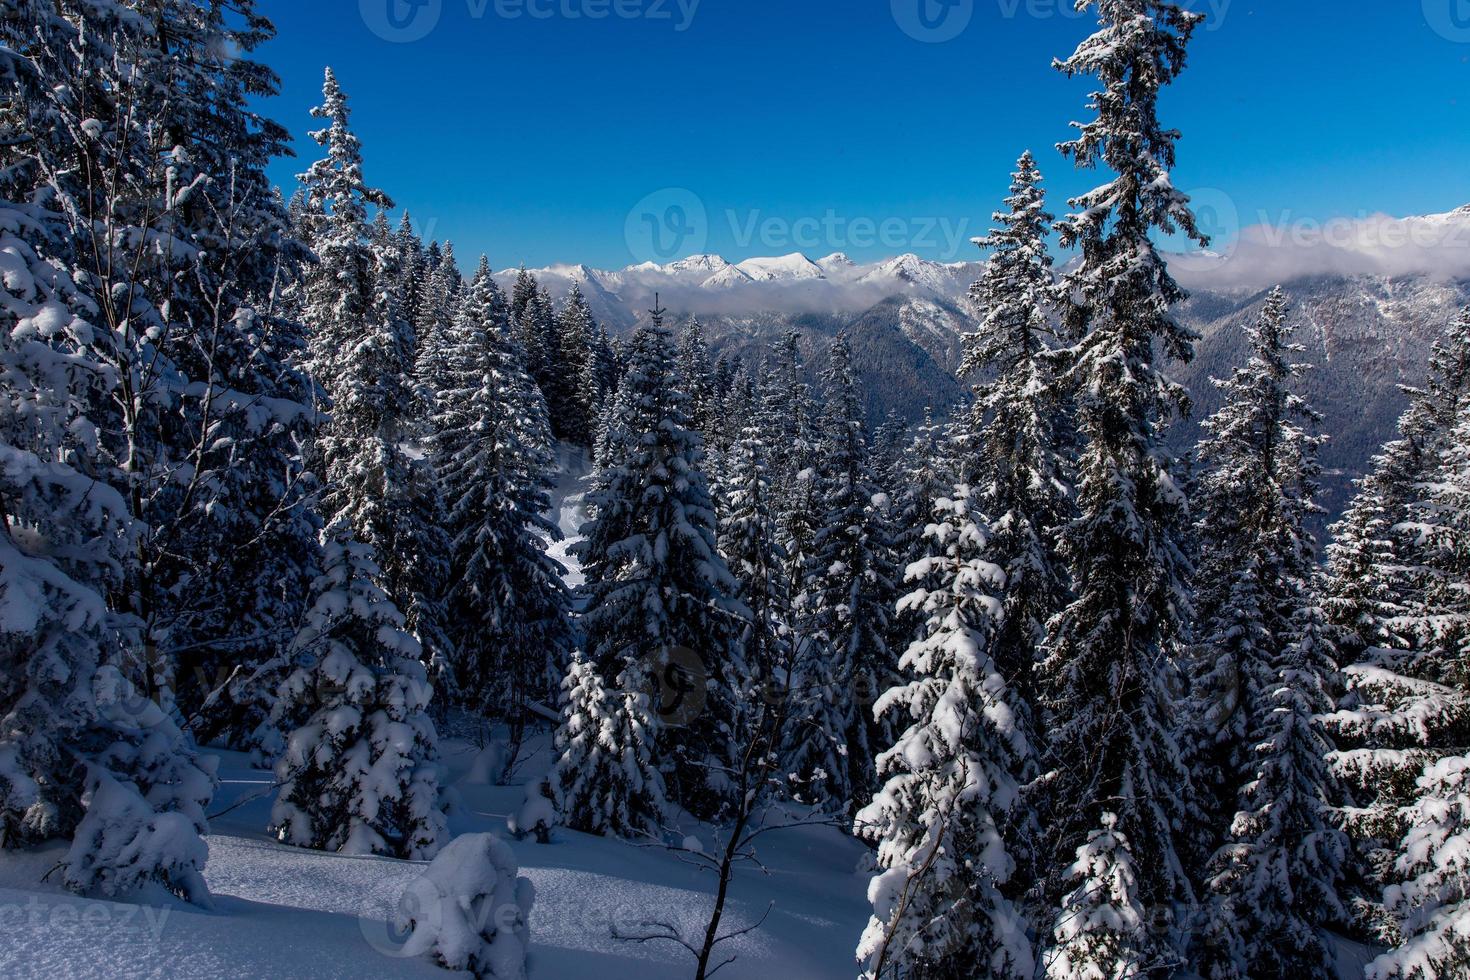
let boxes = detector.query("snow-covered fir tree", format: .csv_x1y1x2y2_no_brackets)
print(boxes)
296,69,452,686
549,654,668,838
556,281,601,445
413,240,465,416
429,257,574,718
679,317,716,440
1326,308,1470,661
783,334,899,817
718,426,792,695
1323,312,1470,936
573,304,749,819
1367,750,1470,980
0,187,217,904
963,149,1072,706
1,0,323,749
856,487,1037,980
1038,2,1208,974
1187,288,1348,978
268,522,447,860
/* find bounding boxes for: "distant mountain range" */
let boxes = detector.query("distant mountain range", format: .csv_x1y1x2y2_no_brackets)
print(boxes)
494,207,1470,519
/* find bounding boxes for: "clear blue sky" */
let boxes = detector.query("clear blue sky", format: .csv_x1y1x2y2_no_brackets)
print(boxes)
256,1,1470,269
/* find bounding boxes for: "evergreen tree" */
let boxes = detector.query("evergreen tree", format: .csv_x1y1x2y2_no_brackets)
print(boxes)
556,282,600,445
1038,3,1208,974
1325,309,1470,662
1187,289,1348,978
0,176,216,901
963,149,1072,703
0,0,323,748
1324,313,1470,935
268,523,447,860
678,317,715,439
856,487,1037,980
718,426,792,695
430,258,574,717
297,69,452,685
574,304,748,819
549,655,667,837
784,334,899,817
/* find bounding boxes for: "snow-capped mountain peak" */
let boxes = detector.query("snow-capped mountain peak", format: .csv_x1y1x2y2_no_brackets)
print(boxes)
859,253,964,297
702,264,754,289
818,252,857,275
666,254,732,276
735,252,828,282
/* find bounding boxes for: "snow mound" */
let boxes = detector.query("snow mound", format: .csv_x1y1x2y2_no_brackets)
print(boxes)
395,833,535,979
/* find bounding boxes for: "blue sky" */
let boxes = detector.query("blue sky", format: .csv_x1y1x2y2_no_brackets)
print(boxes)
256,1,1470,269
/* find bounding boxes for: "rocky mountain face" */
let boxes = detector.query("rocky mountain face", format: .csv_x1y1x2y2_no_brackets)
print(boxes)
498,248,1470,521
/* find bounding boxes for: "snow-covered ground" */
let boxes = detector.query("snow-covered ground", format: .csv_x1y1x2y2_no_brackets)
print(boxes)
543,443,595,591
0,444,873,979
0,733,873,980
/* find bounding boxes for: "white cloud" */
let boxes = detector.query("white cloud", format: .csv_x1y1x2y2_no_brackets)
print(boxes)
1172,207,1470,291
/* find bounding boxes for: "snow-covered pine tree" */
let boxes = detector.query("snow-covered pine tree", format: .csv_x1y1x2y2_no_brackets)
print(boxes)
2,0,322,749
963,149,1071,704
1367,751,1470,980
756,331,823,631
549,654,668,837
1038,3,1208,974
574,304,749,820
1358,392,1470,979
856,487,1037,980
413,240,464,417
718,426,792,696
556,281,601,446
430,257,574,720
1323,312,1470,935
1326,309,1470,661
883,412,958,660
268,522,447,859
869,413,909,498
0,185,218,903
783,334,899,818
297,69,452,686
515,278,563,429
393,213,427,340
1187,288,1348,978
679,317,715,440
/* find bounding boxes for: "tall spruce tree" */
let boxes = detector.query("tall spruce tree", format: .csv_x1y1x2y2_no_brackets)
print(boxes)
429,258,574,718
783,334,899,818
1187,289,1348,978
573,304,748,819
964,149,1072,707
856,487,1038,980
1324,312,1470,938
268,522,446,860
1362,399,1470,980
297,69,451,686
1038,3,1207,975
556,282,600,446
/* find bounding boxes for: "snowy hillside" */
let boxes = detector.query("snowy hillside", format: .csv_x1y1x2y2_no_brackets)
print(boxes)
0,740,872,980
